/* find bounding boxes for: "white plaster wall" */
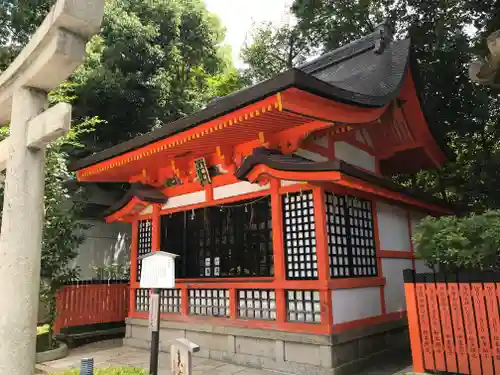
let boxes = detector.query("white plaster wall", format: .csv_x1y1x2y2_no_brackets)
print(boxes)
410,210,428,235
414,259,435,274
72,220,131,279
281,180,299,187
410,211,437,273
376,201,410,251
294,148,328,162
213,181,269,200
334,141,376,172
162,190,205,210
382,258,413,313
332,287,381,324
313,135,328,148
355,130,366,144
360,129,373,147
141,205,153,214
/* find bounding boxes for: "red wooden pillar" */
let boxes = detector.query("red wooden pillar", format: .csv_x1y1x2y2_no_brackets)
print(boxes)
270,179,286,323
372,201,386,315
407,211,416,270
180,284,189,316
312,186,333,334
152,204,161,252
129,219,139,317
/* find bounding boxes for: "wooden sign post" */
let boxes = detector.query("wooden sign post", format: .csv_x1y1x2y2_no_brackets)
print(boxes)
140,252,178,375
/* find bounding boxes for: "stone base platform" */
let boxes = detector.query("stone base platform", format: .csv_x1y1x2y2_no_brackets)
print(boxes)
124,317,410,375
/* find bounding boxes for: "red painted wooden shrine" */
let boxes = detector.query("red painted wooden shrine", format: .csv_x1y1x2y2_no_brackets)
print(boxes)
71,23,451,371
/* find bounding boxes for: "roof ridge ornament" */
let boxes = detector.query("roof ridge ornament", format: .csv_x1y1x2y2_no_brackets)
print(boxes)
373,20,393,55
469,30,500,87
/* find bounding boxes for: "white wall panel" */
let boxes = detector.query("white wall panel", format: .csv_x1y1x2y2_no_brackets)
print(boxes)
415,259,435,274
377,201,410,251
72,220,131,279
213,181,269,200
382,258,413,313
410,210,428,234
280,180,299,187
313,135,329,148
294,148,328,162
162,190,206,210
334,141,376,172
332,287,381,324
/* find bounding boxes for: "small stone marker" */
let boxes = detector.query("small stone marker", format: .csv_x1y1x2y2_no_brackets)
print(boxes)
171,338,200,375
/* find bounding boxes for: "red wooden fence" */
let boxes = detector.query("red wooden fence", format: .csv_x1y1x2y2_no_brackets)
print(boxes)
404,269,500,375
53,280,129,334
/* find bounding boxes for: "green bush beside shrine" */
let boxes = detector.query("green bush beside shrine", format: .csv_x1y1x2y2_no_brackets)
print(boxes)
413,210,500,272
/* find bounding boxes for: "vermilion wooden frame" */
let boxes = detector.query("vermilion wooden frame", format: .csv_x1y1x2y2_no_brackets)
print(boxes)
75,73,446,185
71,64,451,338
124,174,432,335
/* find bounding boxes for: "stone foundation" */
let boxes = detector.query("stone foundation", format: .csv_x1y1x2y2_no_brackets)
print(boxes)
124,317,410,375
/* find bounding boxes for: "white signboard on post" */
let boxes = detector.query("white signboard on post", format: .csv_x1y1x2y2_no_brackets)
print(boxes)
140,252,178,289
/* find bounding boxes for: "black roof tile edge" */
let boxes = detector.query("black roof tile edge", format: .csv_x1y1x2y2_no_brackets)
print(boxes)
234,148,453,211
102,183,168,218
403,269,500,283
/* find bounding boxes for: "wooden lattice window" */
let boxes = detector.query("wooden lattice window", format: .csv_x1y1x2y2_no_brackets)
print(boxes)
325,193,378,278
135,288,150,312
160,289,181,313
283,191,318,280
286,290,321,323
161,197,273,278
188,289,229,317
237,289,276,320
136,219,152,282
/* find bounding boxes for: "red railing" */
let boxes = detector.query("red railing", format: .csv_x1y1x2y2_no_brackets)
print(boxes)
404,269,500,375
53,280,129,334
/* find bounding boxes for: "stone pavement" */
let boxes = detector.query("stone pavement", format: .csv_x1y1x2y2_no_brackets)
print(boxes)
37,340,414,375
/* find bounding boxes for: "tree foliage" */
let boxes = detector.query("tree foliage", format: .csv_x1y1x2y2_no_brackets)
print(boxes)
414,211,500,272
241,20,314,83
0,0,245,155
243,0,500,213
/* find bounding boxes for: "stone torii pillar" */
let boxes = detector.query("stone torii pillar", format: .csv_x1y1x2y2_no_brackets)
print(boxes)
0,1,104,374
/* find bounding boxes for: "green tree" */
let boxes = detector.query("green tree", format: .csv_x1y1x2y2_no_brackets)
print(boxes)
241,0,500,213
413,211,500,272
0,0,245,155
70,0,241,153
0,0,54,71
241,20,315,83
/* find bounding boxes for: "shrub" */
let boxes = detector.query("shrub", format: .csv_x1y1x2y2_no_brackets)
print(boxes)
413,210,500,272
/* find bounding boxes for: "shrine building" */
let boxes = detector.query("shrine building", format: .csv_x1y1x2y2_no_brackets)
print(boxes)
71,23,450,375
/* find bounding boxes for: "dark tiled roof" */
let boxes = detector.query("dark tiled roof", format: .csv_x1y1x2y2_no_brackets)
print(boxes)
301,24,409,105
71,23,411,171
102,183,168,217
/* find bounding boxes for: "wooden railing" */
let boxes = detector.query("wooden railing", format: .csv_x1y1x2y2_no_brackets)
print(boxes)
54,280,129,334
404,269,500,375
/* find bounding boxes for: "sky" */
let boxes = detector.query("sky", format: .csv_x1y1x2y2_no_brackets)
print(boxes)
204,0,293,68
